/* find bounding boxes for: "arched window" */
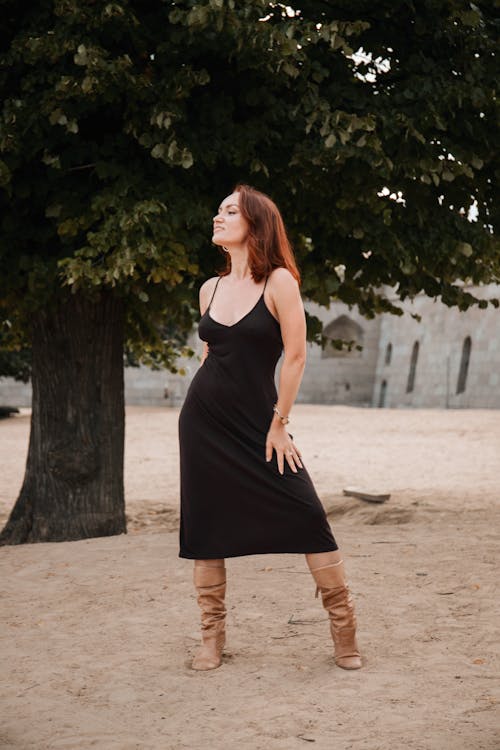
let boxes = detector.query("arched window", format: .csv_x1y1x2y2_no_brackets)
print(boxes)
379,380,387,408
321,315,364,359
406,341,419,393
456,336,472,394
385,343,392,365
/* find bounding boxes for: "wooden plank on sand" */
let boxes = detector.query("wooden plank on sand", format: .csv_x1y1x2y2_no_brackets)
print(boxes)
343,487,390,504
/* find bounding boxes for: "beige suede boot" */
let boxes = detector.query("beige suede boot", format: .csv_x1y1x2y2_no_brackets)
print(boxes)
191,564,226,671
310,559,362,670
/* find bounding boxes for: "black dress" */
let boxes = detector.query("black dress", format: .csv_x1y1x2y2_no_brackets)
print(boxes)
178,274,338,559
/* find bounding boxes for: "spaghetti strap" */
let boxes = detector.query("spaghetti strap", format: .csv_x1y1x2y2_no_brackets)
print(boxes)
207,276,222,310
263,275,268,292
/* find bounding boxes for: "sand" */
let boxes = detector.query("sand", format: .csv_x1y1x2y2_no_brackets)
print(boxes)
0,404,499,750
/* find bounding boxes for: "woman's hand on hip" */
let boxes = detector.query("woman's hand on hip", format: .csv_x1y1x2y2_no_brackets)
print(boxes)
265,423,303,475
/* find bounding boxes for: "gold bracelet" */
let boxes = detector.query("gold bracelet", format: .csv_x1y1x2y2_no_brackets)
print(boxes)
273,403,290,425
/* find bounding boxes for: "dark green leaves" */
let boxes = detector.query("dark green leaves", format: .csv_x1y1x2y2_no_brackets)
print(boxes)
0,0,498,367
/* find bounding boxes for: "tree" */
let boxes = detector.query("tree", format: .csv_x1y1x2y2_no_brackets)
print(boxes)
0,0,498,544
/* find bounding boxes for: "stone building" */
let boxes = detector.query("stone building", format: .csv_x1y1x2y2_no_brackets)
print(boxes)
372,283,500,409
299,282,499,409
1,283,499,409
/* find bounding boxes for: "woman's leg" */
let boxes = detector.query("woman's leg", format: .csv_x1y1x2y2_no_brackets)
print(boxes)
191,558,227,671
305,549,362,670
305,549,343,570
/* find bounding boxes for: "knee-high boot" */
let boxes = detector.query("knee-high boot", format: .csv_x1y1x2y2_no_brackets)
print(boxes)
310,559,362,670
191,564,226,671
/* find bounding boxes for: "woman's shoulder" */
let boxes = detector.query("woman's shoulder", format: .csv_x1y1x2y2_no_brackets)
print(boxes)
200,275,220,294
268,267,299,288
267,268,302,316
199,276,221,312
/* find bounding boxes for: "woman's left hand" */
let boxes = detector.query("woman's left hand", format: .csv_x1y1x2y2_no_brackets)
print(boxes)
265,423,303,475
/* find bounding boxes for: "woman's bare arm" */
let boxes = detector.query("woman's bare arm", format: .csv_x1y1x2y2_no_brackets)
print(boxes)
265,267,306,474
269,267,307,421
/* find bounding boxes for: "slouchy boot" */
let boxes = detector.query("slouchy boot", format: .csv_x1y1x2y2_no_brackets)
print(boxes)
191,563,226,671
310,559,362,670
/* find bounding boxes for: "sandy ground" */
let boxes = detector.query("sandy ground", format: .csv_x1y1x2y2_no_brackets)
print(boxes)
0,404,499,750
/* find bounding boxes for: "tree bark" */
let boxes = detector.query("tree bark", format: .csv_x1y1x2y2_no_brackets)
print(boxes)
0,289,126,544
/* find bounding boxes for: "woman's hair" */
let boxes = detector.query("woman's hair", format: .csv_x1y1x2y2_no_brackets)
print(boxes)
217,183,301,286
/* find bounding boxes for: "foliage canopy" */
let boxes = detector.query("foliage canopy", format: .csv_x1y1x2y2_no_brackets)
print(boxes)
1,0,498,369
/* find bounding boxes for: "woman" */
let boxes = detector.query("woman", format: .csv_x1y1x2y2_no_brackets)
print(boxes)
178,184,362,671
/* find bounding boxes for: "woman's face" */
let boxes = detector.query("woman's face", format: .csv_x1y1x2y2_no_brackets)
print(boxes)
212,192,249,248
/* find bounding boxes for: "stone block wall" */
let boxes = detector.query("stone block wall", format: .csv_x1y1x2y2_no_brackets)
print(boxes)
0,379,31,408
373,284,500,409
297,300,381,406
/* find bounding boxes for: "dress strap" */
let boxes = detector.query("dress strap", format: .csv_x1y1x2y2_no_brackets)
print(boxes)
207,276,222,310
263,275,269,292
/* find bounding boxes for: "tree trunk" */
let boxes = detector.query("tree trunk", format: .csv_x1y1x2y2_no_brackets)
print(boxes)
0,290,126,545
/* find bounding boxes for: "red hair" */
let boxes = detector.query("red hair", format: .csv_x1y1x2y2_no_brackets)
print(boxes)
217,184,301,286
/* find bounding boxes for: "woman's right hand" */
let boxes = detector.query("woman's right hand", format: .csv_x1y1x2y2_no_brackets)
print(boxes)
265,423,303,475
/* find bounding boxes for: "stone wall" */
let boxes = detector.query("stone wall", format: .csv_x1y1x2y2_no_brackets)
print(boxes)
125,323,218,407
373,284,500,409
0,378,31,408
298,300,381,406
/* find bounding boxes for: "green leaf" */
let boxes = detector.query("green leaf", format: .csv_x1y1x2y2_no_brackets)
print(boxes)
74,45,88,66
81,76,94,94
457,242,473,257
151,143,165,159
45,204,62,218
49,109,65,125
181,150,194,169
0,160,12,187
